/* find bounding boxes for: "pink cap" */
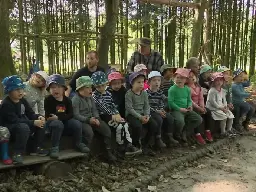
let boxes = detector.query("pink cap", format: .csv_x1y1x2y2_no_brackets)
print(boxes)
174,68,191,78
108,72,123,83
134,64,147,72
211,72,224,81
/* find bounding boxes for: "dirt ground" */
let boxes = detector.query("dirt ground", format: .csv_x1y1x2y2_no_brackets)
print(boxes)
140,136,256,192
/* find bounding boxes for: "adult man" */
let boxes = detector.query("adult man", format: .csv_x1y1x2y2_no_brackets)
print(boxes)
65,50,105,97
126,37,164,73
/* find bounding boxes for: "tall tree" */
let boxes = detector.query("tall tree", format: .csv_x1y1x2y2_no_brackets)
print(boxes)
97,0,119,70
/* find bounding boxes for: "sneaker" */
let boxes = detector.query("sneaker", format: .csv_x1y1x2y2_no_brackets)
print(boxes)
76,143,90,153
142,147,156,156
205,130,213,142
30,147,49,157
195,134,206,145
13,154,23,165
3,158,13,165
50,147,59,159
125,143,142,156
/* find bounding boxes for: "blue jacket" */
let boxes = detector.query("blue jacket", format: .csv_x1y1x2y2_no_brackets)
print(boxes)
231,83,250,105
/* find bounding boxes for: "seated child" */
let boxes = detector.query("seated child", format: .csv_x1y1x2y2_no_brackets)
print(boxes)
72,76,116,161
199,64,212,102
134,64,149,90
107,72,127,118
45,74,90,159
91,71,141,157
168,68,202,145
160,64,176,97
1,75,47,164
24,71,48,116
187,71,213,144
146,71,178,146
206,72,234,137
232,69,255,131
125,72,161,156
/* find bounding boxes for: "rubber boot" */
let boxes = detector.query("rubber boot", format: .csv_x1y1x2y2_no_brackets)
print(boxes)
148,136,155,147
105,137,117,162
155,135,166,148
168,133,179,146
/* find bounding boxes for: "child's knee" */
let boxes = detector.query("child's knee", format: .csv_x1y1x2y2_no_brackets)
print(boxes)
17,123,30,135
100,121,112,138
49,120,64,130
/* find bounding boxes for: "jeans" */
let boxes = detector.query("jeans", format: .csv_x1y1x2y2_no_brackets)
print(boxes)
233,102,255,126
151,112,174,135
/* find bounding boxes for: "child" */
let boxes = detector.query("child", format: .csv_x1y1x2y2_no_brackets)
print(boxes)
186,57,200,76
125,72,161,156
187,71,213,144
45,74,90,159
206,72,234,137
232,69,255,131
160,64,176,97
72,76,116,161
134,64,149,90
107,72,127,118
1,75,47,164
168,68,202,145
199,64,212,102
24,71,48,115
146,71,178,146
91,71,141,157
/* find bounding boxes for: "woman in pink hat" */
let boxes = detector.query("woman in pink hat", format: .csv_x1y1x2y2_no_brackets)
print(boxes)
168,68,202,146
206,72,234,138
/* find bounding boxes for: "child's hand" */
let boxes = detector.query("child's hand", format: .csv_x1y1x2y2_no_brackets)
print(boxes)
227,103,234,110
90,117,100,126
48,114,58,120
199,107,206,114
141,116,149,124
157,110,166,118
112,114,122,122
95,119,100,126
187,106,193,111
38,116,45,123
180,108,188,113
34,120,44,128
220,107,228,113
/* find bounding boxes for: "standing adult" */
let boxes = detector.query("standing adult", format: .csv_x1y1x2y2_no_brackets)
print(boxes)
65,50,105,97
126,37,164,73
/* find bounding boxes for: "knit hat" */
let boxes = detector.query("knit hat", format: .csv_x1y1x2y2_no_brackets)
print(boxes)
160,64,177,73
2,75,25,94
76,76,93,91
217,66,230,73
91,71,108,86
134,64,147,72
210,72,224,82
200,64,212,75
129,72,145,85
148,71,162,80
108,72,123,83
174,68,191,78
233,68,246,78
46,74,67,91
34,71,49,81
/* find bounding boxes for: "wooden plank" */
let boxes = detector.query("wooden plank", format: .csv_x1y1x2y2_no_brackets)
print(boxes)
139,0,202,9
0,150,86,170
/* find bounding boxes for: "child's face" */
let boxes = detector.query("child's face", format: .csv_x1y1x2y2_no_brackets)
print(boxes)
95,83,107,94
222,70,231,82
30,74,46,88
110,79,122,91
164,69,174,79
234,73,245,83
86,52,98,69
213,78,224,87
78,86,92,97
132,76,145,91
9,88,24,100
187,72,197,84
49,83,65,98
149,76,161,89
140,69,147,76
174,74,187,87
189,63,199,75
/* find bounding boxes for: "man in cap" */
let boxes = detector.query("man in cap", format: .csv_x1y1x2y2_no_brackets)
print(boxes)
126,37,164,73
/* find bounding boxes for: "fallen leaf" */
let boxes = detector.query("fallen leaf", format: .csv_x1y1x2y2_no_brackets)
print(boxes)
135,188,141,192
197,164,206,169
171,174,184,179
102,186,111,192
148,185,157,191
159,175,164,182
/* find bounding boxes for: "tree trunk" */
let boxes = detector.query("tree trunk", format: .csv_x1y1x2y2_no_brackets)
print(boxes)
0,0,16,97
98,0,119,70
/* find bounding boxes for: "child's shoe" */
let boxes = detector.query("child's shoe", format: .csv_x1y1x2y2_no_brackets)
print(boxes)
50,147,59,159
168,133,179,146
76,143,90,153
142,147,156,156
195,133,206,145
30,147,48,157
13,154,23,165
125,143,142,156
205,130,213,142
156,136,166,148
106,149,117,162
3,158,12,165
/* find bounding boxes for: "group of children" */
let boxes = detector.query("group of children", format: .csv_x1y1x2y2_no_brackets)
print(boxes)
0,56,254,165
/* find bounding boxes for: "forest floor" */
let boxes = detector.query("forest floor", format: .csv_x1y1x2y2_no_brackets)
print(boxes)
0,132,256,192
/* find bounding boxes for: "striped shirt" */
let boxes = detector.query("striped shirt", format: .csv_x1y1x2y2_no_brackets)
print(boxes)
160,79,174,97
127,50,164,72
146,89,167,112
92,90,119,115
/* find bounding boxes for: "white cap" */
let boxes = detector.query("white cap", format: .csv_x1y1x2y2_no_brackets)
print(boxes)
148,71,162,80
35,71,49,81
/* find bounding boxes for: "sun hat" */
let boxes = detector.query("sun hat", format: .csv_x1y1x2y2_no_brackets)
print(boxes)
217,66,230,73
76,76,93,91
2,75,25,94
129,72,145,85
108,72,123,83
46,74,67,91
160,64,177,73
91,71,108,86
134,64,147,73
148,71,162,80
233,68,246,78
131,37,151,46
34,71,49,81
174,68,191,78
210,72,224,81
200,64,212,75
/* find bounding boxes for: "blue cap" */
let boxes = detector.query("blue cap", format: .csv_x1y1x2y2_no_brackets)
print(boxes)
91,71,108,86
2,75,25,94
129,72,145,85
233,68,246,78
46,74,67,90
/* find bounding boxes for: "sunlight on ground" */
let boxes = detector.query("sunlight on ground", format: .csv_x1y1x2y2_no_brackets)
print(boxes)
192,180,249,192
